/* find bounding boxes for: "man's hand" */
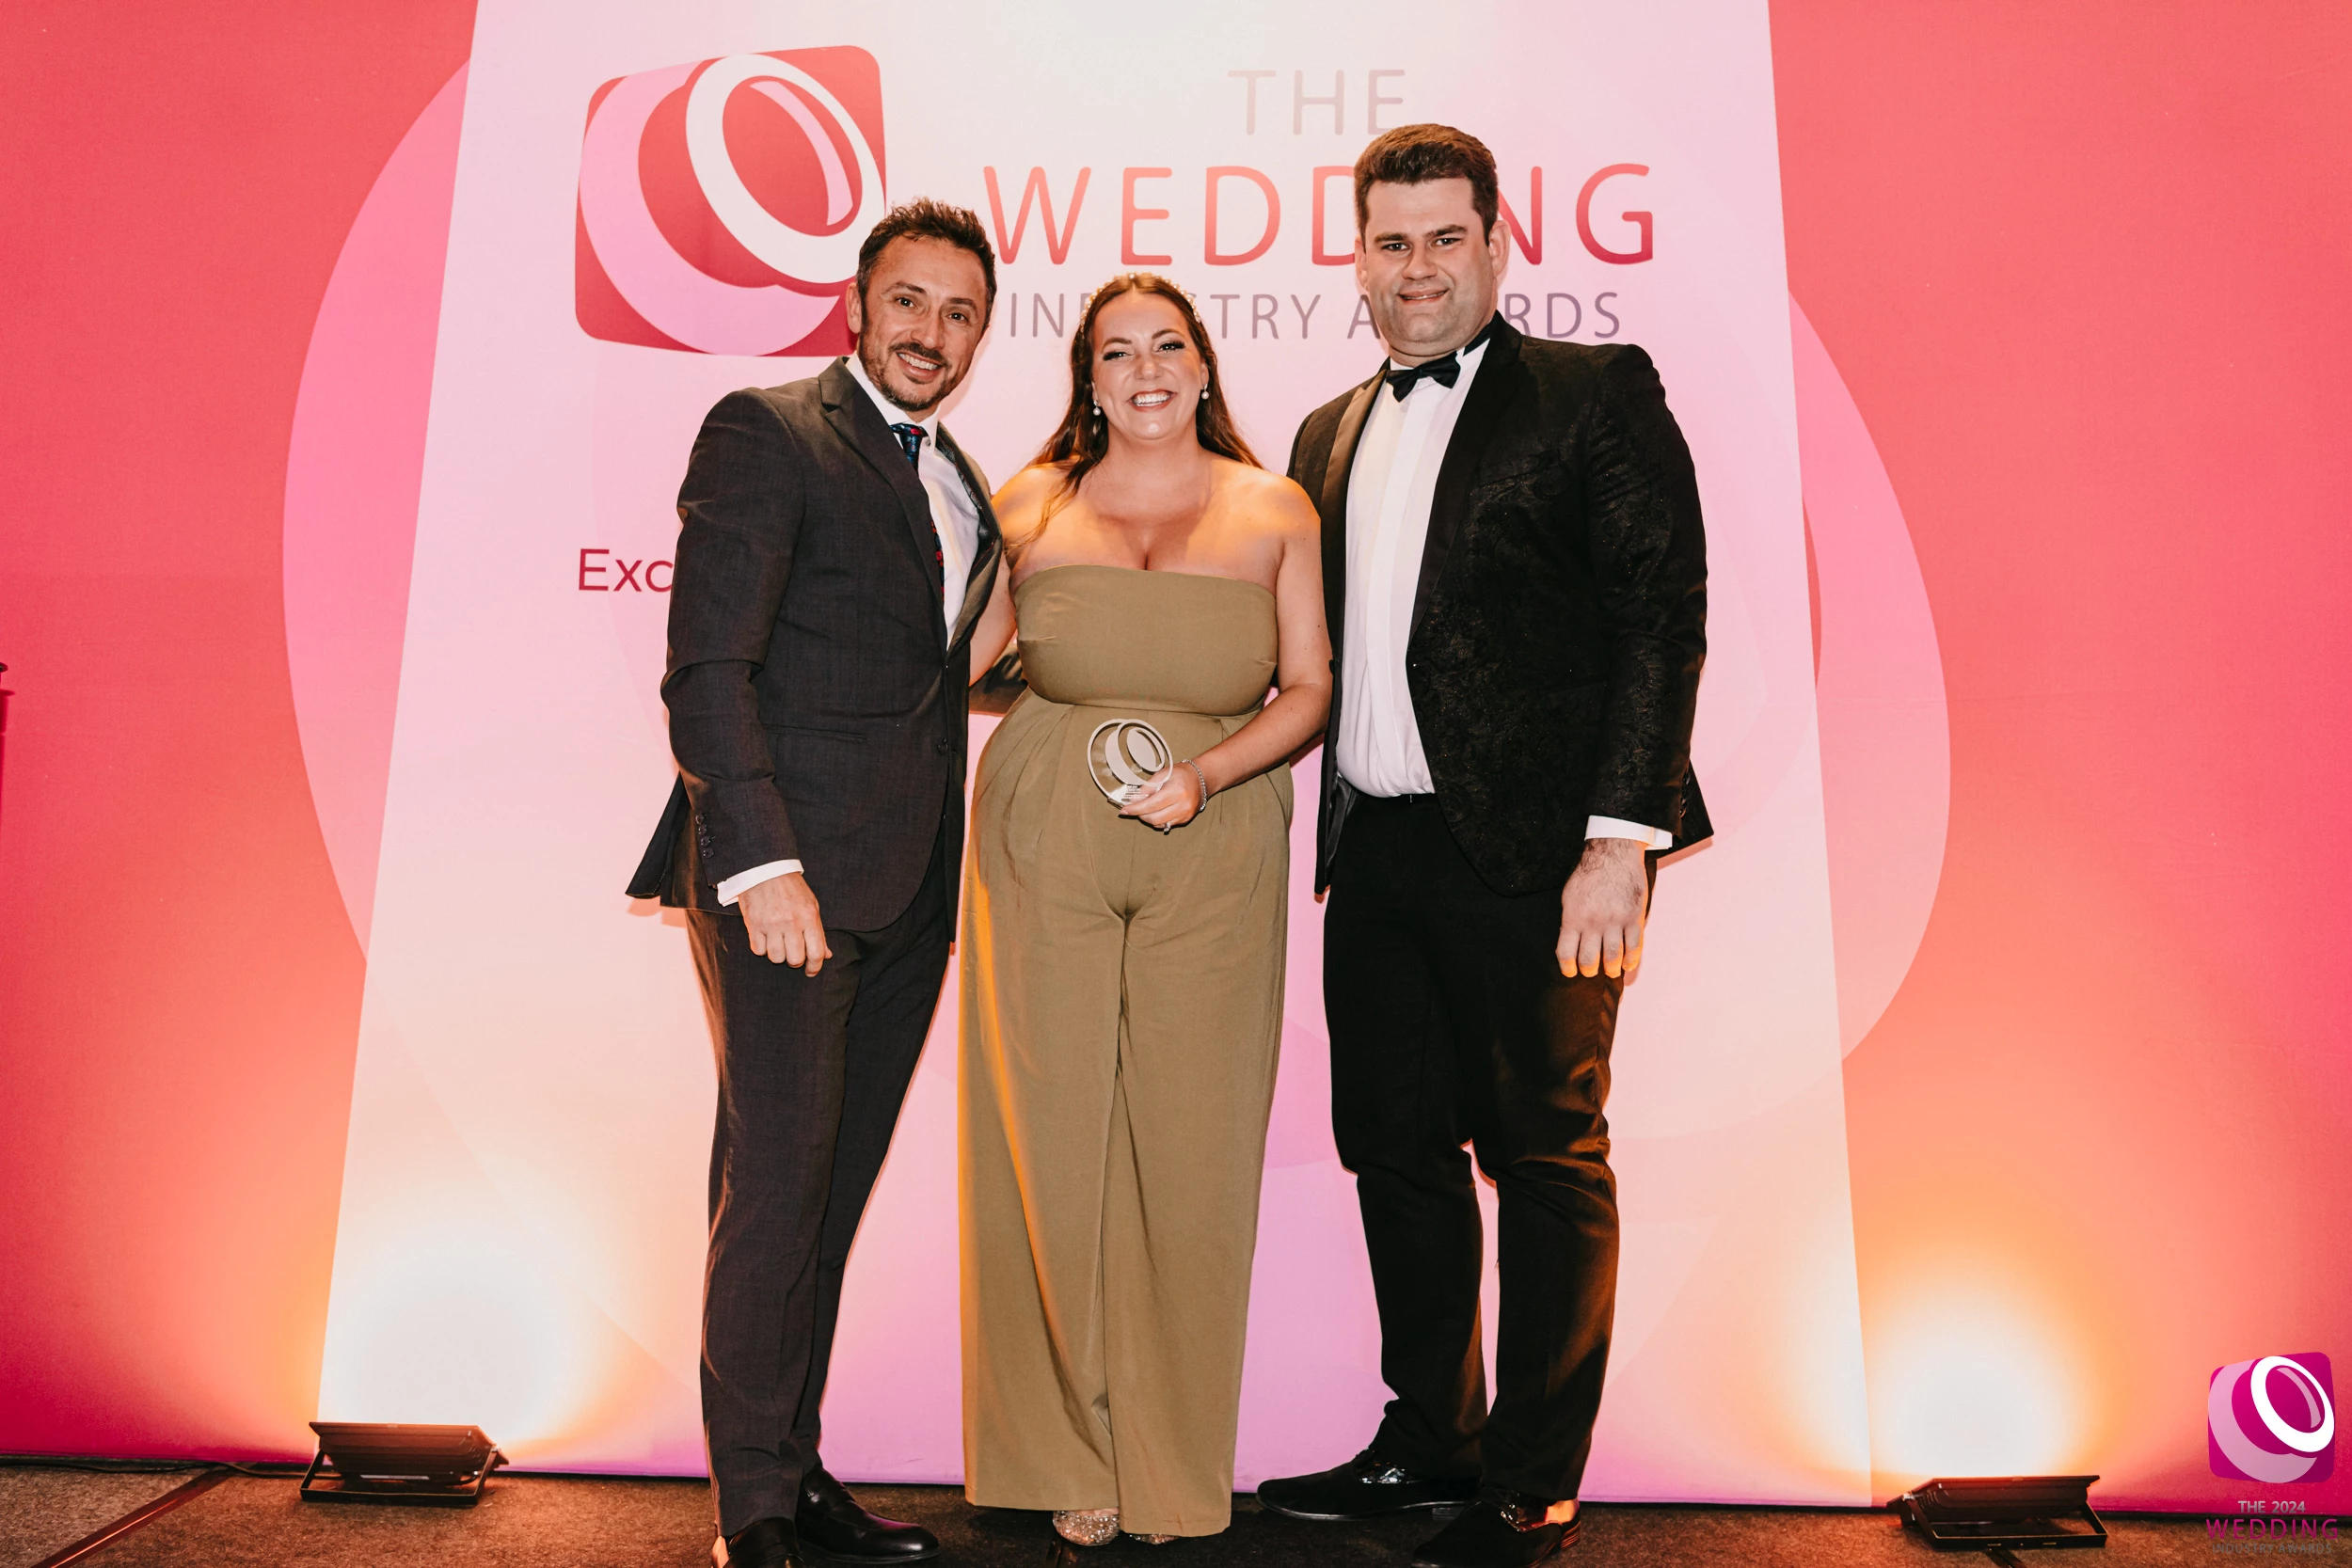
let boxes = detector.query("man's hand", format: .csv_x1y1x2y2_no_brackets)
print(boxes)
738,871,831,975
1558,838,1649,980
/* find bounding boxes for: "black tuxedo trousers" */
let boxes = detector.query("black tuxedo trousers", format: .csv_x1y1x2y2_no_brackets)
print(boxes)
689,811,950,1536
1325,794,1652,1501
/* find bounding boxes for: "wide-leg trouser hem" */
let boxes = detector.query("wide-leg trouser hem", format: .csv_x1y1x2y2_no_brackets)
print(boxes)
961,1487,1233,1540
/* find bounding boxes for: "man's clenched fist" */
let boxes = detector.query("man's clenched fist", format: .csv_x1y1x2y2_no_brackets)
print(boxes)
739,871,831,975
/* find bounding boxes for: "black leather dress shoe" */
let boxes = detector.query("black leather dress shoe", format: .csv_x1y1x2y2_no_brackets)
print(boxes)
1410,1489,1579,1568
722,1516,803,1568
796,1468,940,1563
1256,1447,1481,1521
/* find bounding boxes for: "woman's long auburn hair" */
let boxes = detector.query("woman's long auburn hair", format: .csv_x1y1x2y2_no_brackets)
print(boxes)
1028,274,1260,511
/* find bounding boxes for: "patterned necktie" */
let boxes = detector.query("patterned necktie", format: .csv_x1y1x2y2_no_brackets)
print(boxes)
889,421,946,590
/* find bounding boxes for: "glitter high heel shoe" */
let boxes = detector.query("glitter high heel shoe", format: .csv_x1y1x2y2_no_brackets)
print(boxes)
1052,1510,1120,1547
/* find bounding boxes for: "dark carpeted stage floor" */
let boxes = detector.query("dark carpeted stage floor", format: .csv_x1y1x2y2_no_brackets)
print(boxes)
4,1465,2224,1568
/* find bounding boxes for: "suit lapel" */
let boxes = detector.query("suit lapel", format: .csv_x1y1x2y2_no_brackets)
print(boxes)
1319,372,1384,660
935,426,1001,649
1412,322,1523,641
818,359,946,629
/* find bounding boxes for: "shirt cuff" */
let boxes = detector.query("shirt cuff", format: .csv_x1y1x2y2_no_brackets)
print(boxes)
1585,816,1673,850
715,860,803,906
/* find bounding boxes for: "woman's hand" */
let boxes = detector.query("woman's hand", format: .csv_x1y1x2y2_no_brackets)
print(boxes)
1119,762,1207,830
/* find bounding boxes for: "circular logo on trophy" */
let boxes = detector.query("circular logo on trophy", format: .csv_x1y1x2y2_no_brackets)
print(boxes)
1086,719,1171,807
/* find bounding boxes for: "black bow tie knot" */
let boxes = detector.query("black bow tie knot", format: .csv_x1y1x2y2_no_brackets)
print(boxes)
1385,354,1462,401
1382,318,1499,401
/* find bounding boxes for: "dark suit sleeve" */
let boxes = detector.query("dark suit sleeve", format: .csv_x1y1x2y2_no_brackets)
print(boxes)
661,388,805,881
1581,346,1707,833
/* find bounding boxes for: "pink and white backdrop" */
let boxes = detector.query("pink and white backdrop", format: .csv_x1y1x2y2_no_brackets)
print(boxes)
4,0,2346,1517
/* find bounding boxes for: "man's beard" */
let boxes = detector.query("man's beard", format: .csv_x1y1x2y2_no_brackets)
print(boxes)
862,335,957,413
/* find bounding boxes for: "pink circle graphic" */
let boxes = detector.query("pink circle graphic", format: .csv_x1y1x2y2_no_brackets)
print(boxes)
575,61,842,356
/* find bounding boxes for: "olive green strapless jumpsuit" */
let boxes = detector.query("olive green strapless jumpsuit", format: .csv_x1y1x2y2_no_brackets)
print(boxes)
960,564,1291,1538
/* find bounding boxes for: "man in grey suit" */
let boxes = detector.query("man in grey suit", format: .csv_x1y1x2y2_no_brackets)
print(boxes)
628,199,1002,1568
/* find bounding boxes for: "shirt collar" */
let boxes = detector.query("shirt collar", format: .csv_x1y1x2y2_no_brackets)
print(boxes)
842,349,940,438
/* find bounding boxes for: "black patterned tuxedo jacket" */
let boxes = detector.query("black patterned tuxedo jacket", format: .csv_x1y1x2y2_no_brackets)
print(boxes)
627,358,1001,931
1288,321,1710,896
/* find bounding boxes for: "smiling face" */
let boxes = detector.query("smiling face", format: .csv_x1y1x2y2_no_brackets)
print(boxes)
843,235,990,414
1355,176,1509,365
1089,292,1206,446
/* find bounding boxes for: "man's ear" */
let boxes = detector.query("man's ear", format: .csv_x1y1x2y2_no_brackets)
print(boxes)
842,280,864,338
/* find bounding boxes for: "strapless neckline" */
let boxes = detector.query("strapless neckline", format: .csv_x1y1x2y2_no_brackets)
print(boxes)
1016,562,1276,603
1007,559,1279,718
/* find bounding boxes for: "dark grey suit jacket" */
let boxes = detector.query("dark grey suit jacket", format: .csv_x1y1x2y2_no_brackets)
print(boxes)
627,358,1001,932
1289,321,1709,897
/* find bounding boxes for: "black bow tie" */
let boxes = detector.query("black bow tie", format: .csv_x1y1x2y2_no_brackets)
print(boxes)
1383,319,1498,401
1386,354,1461,401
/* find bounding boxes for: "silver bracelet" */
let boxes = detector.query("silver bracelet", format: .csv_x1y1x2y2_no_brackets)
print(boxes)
1184,758,1212,809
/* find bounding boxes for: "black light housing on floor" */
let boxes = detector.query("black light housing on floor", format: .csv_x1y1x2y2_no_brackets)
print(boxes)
1894,1475,2106,1556
299,1422,505,1507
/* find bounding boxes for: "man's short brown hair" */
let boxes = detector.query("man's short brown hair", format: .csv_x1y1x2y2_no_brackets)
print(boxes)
1353,123,1500,240
855,198,997,318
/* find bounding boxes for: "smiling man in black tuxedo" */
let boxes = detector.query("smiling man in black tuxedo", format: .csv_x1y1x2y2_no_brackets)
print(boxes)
627,198,1004,1568
1255,126,1709,1568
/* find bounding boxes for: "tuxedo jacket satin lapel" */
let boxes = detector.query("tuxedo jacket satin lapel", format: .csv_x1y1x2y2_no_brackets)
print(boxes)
818,358,947,638
1309,335,1522,655
1317,372,1384,666
1295,369,1383,876
1413,325,1523,641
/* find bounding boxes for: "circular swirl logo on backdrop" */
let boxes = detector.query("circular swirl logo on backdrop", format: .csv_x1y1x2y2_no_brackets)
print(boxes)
574,46,886,357
2209,1353,2337,1483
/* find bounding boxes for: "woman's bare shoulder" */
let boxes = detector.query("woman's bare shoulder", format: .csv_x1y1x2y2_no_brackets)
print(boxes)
993,462,1072,545
1213,458,1319,537
993,461,1068,511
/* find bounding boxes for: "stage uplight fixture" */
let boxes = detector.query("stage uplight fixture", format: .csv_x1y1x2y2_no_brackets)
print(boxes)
1894,1475,2106,1557
299,1421,505,1506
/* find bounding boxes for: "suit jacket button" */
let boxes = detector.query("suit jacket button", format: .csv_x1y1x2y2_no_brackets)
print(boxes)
935,738,951,753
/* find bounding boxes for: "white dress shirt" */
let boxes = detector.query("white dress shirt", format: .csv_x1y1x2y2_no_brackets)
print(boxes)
714,355,983,906
841,349,982,626
1335,335,1671,849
